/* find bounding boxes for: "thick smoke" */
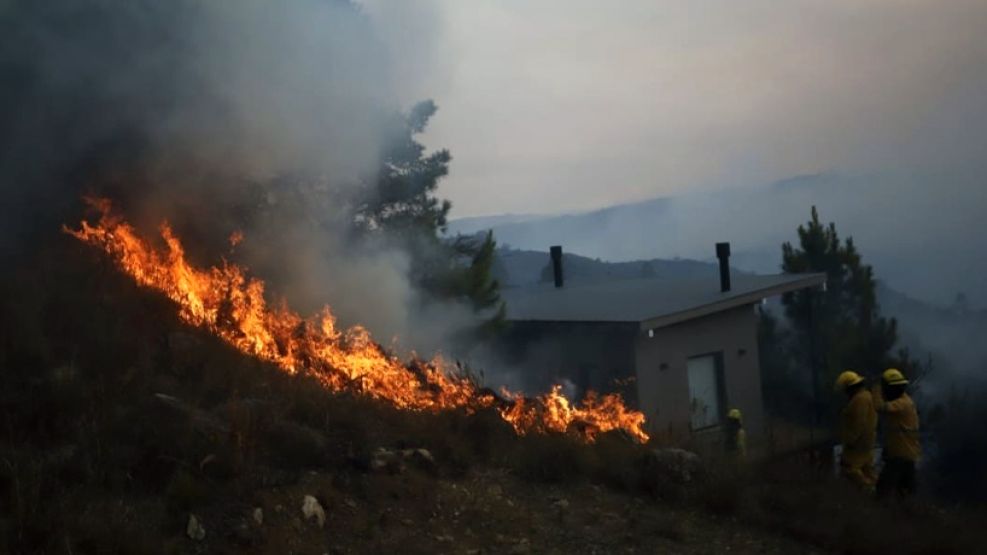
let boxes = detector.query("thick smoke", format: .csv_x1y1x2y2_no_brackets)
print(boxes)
0,0,469,353
430,0,987,218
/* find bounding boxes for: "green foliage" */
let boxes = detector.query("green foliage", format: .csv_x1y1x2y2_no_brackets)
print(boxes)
444,231,503,313
758,309,813,421
463,233,508,335
763,206,922,418
235,100,504,334
415,231,506,337
781,207,898,375
355,100,452,237
354,101,503,332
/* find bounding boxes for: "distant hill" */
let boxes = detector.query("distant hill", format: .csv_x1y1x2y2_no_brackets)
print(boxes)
452,171,986,308
493,247,719,288
449,213,546,235
876,283,987,385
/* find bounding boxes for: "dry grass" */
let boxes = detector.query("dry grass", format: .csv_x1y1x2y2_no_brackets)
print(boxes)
2,238,986,553
0,238,655,551
737,459,984,555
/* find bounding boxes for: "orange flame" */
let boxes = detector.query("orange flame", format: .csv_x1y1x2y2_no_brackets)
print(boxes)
229,230,244,249
65,198,649,443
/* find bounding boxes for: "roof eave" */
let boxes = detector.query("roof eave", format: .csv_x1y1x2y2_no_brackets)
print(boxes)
638,273,826,331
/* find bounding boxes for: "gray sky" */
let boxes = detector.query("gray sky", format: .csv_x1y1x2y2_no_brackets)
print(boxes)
405,0,987,218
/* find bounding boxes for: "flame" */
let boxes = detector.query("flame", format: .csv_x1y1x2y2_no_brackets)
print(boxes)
229,230,244,248
65,198,649,443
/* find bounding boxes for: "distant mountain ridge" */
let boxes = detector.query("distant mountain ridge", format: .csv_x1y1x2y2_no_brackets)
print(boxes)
450,171,986,309
493,247,719,289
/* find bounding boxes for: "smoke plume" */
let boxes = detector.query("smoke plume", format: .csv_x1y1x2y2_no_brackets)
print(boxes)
0,0,462,350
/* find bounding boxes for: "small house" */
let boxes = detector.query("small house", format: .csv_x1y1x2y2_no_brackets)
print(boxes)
499,244,825,449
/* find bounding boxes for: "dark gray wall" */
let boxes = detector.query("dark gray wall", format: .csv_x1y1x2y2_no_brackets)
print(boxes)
499,322,638,402
635,304,764,447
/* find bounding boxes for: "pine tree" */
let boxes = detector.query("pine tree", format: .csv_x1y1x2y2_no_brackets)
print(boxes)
355,100,452,237
352,100,503,332
422,231,506,335
780,206,900,384
763,206,921,420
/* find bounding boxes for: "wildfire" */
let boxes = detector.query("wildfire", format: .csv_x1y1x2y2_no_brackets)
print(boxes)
66,198,649,443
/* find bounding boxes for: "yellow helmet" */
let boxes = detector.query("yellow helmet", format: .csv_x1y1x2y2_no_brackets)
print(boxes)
727,408,743,421
882,368,909,386
835,370,865,391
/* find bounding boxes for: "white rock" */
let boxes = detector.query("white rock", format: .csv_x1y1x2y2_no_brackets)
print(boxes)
186,514,206,541
414,448,435,463
302,495,326,529
371,447,397,471
650,447,703,483
253,507,264,526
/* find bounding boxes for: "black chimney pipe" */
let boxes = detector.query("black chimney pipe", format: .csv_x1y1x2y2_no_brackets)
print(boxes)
716,242,731,292
550,245,564,288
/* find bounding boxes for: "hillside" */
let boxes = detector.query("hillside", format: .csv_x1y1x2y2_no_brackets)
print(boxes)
493,248,721,288
3,236,984,553
876,284,987,389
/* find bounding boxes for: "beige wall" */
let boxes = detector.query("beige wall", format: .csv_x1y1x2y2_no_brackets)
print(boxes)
634,304,764,446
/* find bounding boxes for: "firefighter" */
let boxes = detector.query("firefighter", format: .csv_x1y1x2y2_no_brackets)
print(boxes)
725,408,747,461
874,368,921,498
834,370,878,490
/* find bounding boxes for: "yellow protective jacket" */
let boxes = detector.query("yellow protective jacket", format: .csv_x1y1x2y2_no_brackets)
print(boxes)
877,393,921,462
840,388,877,467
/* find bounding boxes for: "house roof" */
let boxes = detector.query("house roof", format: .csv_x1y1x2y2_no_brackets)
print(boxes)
501,272,826,331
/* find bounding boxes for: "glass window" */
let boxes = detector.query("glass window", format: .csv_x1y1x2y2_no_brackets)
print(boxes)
687,353,724,430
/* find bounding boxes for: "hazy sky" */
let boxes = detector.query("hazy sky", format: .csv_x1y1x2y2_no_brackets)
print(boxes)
402,1,987,218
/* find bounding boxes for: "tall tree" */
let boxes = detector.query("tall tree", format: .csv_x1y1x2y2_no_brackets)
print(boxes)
424,231,506,335
355,100,452,237
355,100,504,330
781,206,900,379
763,207,919,419
758,308,812,420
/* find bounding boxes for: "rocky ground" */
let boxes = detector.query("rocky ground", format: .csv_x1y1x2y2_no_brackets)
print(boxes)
173,465,827,555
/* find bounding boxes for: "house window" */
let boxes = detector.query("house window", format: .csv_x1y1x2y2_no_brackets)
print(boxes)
687,353,725,430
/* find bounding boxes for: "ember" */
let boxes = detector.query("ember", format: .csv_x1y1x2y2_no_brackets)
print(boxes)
66,198,649,443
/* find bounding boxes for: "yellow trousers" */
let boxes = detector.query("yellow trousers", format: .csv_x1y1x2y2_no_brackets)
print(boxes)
841,461,877,490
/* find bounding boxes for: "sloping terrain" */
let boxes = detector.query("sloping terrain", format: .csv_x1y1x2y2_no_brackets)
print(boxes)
1,236,982,554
